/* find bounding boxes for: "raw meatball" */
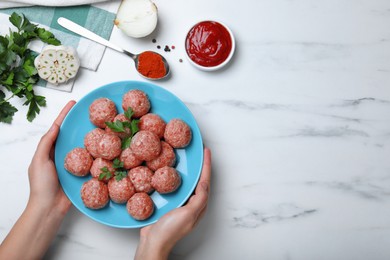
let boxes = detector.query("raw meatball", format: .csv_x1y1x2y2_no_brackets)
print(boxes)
126,192,154,220
120,147,143,170
108,177,135,204
105,113,132,139
122,89,150,118
84,128,105,158
128,166,154,193
97,133,122,160
81,178,109,209
151,166,181,194
164,119,192,148
90,158,115,182
89,98,118,128
139,113,166,139
146,141,176,171
130,130,161,161
64,147,93,177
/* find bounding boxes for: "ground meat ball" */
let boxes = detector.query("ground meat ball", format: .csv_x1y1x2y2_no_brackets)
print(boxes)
126,192,154,220
122,89,150,118
108,177,135,204
139,113,166,139
120,148,143,170
105,113,132,139
81,178,109,209
89,98,118,128
97,133,122,160
130,130,161,161
64,147,93,177
164,119,192,148
90,158,115,182
128,166,154,193
84,128,105,158
151,166,181,194
146,141,176,171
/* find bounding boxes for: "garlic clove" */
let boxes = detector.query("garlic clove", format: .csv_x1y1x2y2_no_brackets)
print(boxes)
42,49,57,61
56,50,68,61
66,61,80,72
47,73,58,84
57,73,67,83
37,67,52,79
64,69,77,78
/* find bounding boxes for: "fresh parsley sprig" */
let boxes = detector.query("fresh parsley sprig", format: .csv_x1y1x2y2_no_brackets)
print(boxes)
105,120,131,133
98,166,112,181
122,119,139,149
112,158,127,181
0,12,61,123
98,158,129,182
105,107,140,149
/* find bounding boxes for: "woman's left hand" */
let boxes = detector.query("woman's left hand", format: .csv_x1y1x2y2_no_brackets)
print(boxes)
28,100,76,215
0,101,76,260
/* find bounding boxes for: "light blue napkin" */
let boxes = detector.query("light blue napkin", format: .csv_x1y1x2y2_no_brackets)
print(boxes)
0,4,117,91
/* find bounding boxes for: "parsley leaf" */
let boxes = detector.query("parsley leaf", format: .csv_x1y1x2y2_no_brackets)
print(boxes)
115,170,127,181
9,12,23,30
99,158,128,181
0,99,18,123
130,119,139,135
98,166,112,181
24,93,46,122
121,136,132,149
105,120,126,133
0,12,60,124
105,108,139,139
120,118,139,149
113,158,124,169
36,28,61,45
124,107,134,119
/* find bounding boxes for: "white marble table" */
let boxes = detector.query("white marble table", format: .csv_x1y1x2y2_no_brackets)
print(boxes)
1,0,390,259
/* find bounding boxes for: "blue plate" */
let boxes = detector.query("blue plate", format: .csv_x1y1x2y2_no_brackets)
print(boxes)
55,81,203,228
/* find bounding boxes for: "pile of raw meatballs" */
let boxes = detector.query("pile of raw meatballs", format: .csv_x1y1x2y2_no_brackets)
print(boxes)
64,89,192,220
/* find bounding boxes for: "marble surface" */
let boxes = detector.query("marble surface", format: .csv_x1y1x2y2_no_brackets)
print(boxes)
1,0,390,259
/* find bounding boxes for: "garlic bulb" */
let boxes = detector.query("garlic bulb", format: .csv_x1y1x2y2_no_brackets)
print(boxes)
114,0,158,38
34,45,80,85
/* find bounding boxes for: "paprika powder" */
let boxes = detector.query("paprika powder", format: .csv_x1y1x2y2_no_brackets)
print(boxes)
137,51,166,79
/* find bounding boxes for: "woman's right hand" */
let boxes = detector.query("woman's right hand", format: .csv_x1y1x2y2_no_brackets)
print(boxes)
135,148,212,260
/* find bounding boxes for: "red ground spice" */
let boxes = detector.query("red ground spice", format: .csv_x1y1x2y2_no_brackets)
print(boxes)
137,51,166,79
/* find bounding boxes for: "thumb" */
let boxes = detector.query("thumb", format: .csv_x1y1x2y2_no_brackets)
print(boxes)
33,123,60,161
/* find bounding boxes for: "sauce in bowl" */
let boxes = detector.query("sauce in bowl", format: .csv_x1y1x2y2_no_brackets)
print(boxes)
185,21,233,68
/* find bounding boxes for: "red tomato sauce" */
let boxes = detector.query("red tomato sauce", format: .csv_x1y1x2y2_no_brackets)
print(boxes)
185,21,232,67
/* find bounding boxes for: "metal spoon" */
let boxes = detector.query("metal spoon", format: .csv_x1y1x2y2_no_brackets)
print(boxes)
57,17,170,80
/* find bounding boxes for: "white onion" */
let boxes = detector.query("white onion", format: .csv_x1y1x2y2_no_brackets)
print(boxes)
114,0,158,38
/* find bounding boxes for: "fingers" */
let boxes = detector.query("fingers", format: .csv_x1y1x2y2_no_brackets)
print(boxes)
53,100,76,128
34,101,76,161
186,147,212,217
200,147,211,186
196,147,211,194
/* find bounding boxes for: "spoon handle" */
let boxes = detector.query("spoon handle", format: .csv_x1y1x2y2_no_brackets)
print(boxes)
57,17,136,59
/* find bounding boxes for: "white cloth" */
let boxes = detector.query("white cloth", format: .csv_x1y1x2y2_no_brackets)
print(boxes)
0,0,112,8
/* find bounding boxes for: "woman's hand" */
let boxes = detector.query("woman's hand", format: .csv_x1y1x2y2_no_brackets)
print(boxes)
28,100,76,215
0,101,76,260
135,148,212,260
